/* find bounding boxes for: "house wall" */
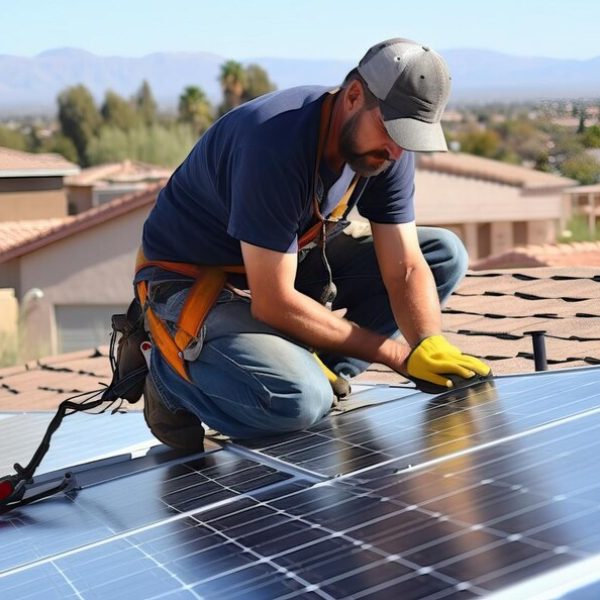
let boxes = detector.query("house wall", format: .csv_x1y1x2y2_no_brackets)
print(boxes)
0,289,18,365
20,206,149,304
66,186,93,215
0,189,68,220
18,205,151,355
0,258,22,297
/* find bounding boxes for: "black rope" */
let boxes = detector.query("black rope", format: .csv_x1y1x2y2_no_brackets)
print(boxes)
0,323,148,514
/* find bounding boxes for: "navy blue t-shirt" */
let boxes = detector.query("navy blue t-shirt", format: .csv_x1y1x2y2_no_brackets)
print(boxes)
142,86,415,266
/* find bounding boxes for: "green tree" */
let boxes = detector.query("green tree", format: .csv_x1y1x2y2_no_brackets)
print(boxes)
134,80,158,125
57,84,101,165
582,125,600,148
560,153,600,185
101,90,138,130
87,123,196,167
458,129,501,158
242,63,276,102
218,60,246,115
42,134,78,163
178,86,213,134
0,125,27,151
495,118,549,164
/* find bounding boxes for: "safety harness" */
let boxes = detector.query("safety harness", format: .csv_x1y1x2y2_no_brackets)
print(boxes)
0,90,360,514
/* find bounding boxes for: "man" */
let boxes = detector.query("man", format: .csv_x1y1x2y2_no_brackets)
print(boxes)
136,38,491,449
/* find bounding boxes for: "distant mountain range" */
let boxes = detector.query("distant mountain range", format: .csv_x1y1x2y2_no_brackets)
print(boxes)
1,47,599,116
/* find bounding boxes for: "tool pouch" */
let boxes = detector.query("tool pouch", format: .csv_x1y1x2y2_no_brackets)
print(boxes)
110,298,149,403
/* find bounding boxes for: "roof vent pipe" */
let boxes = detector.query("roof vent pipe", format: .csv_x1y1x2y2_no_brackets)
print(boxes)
525,330,548,372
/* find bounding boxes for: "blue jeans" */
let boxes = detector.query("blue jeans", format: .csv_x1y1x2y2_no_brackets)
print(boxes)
148,227,468,439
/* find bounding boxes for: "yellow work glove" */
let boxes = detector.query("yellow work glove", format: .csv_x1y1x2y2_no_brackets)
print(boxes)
406,335,492,394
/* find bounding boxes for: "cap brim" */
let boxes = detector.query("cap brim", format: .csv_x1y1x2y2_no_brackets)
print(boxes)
382,113,448,153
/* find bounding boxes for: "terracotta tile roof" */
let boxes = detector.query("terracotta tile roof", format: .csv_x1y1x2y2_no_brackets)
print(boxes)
2,267,599,412
0,146,79,177
471,242,600,270
417,152,575,189
65,159,172,186
0,218,73,253
0,183,161,263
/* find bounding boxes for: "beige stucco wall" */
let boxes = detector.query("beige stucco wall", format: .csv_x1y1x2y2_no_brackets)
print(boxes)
0,288,18,366
0,258,22,297
527,219,556,245
414,171,564,224
66,186,93,215
0,189,68,220
17,205,151,355
19,206,149,305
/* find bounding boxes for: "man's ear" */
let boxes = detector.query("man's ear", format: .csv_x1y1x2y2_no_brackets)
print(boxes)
344,79,364,113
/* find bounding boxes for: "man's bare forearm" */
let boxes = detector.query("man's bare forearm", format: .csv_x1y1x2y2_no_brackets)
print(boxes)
385,260,442,348
252,290,409,373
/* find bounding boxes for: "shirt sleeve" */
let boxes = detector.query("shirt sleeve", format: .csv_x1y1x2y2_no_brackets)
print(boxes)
356,150,416,224
227,145,308,253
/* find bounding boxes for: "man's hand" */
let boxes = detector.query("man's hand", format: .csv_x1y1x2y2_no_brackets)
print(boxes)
405,335,491,394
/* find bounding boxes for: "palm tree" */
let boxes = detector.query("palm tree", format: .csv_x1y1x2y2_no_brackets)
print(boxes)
243,64,276,102
218,60,246,116
178,86,213,134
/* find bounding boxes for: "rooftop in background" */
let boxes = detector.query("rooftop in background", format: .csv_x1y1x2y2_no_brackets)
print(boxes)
471,242,600,270
567,182,600,195
2,266,599,411
64,159,172,187
0,218,73,255
65,160,171,214
417,151,575,190
0,146,79,178
0,182,161,263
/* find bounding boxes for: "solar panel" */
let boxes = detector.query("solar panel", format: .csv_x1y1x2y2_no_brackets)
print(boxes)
1,366,600,598
238,368,600,478
0,448,300,574
0,412,159,476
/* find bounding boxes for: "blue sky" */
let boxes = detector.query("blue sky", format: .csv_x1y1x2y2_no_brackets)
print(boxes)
4,0,598,61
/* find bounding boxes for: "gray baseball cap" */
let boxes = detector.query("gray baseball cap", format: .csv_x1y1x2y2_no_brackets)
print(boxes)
357,38,451,152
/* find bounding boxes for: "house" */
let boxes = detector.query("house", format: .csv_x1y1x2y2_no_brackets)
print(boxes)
65,159,172,214
0,146,79,221
0,184,162,357
563,183,600,236
413,152,576,260
470,241,600,270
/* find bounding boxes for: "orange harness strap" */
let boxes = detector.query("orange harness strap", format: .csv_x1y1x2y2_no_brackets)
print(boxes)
135,248,245,381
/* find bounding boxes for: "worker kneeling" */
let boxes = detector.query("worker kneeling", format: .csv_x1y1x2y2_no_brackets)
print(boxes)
134,38,491,449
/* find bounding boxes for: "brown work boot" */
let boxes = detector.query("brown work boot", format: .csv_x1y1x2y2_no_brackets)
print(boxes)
143,376,205,452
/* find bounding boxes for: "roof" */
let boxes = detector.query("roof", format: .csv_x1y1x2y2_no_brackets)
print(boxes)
471,242,600,270
0,218,73,254
64,159,172,186
417,151,576,189
0,182,161,263
566,183,600,195
0,146,79,178
2,266,599,412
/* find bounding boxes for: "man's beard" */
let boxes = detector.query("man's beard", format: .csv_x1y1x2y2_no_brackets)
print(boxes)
338,111,393,177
